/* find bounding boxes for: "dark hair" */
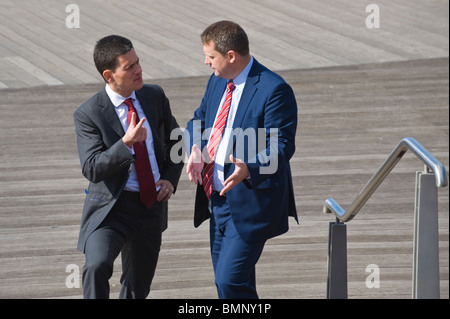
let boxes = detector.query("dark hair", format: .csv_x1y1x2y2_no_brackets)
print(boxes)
93,35,133,81
201,21,249,56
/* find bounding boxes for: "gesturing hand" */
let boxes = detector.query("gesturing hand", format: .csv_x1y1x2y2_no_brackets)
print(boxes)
122,112,147,148
220,155,249,196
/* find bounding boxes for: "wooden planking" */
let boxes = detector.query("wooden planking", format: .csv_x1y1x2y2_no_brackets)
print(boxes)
0,0,448,89
0,0,448,299
0,57,448,299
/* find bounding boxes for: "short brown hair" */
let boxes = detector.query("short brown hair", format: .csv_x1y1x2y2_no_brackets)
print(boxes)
201,20,249,56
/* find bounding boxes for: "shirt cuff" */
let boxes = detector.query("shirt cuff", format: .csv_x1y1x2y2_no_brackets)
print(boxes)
123,140,135,155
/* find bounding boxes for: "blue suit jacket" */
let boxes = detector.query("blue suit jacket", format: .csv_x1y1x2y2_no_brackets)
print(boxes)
186,59,298,243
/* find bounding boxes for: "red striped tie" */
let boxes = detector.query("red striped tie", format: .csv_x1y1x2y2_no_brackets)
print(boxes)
203,80,236,199
124,98,157,209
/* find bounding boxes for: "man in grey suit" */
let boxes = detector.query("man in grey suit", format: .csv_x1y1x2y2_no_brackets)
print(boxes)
73,35,183,299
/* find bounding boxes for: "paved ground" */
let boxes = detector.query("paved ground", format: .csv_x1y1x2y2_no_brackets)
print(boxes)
0,0,448,300
0,57,448,299
0,0,448,88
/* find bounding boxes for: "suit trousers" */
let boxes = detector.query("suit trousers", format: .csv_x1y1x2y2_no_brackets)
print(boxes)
209,192,266,299
82,191,163,299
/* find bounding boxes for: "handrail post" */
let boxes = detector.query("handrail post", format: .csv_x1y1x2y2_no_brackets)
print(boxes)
413,170,440,298
326,218,348,298
323,137,447,298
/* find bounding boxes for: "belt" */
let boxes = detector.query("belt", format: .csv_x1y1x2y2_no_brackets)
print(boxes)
120,190,141,201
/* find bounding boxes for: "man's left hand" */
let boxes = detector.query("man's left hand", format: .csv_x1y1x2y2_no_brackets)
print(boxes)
156,179,174,202
220,155,249,196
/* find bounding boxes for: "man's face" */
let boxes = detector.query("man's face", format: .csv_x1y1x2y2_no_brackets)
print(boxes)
105,48,144,97
203,41,233,79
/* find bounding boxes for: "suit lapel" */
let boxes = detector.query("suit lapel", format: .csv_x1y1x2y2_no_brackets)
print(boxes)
136,90,158,135
208,60,261,130
99,88,125,137
136,90,163,165
232,61,260,130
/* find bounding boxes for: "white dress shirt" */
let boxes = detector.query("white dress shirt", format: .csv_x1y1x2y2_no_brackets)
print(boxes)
209,56,254,192
105,84,161,192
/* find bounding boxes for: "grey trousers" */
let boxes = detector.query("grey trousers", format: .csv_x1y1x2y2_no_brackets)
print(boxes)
82,191,164,299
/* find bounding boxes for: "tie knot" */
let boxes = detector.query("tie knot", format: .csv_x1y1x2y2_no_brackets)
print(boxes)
227,80,235,92
124,98,134,110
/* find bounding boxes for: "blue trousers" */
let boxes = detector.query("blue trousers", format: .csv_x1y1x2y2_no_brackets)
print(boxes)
210,192,266,299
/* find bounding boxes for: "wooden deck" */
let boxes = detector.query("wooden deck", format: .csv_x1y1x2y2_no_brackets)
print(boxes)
0,57,448,299
0,0,448,89
0,0,448,300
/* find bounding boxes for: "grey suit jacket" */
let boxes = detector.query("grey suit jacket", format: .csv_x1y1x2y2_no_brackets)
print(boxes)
73,84,183,252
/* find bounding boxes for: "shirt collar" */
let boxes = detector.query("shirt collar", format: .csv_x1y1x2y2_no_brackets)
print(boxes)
105,84,137,108
232,56,254,87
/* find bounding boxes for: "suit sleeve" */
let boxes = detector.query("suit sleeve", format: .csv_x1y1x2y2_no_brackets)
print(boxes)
158,87,184,193
185,75,214,155
73,107,134,184
245,82,297,186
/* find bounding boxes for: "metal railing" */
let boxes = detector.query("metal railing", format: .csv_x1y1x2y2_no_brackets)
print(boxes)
324,137,448,299
324,137,447,222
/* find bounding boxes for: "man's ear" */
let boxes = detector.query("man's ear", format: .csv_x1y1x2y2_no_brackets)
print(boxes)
103,69,113,83
227,50,237,63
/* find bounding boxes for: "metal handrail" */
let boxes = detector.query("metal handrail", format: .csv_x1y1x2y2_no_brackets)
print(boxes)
324,137,448,222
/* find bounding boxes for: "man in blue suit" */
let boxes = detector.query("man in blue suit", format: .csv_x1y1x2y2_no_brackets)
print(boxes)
185,21,298,299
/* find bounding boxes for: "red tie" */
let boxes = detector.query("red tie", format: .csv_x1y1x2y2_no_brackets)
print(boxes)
203,80,236,199
124,98,157,209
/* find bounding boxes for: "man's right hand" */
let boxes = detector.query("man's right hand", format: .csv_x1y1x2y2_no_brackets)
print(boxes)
186,144,204,185
122,112,147,148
